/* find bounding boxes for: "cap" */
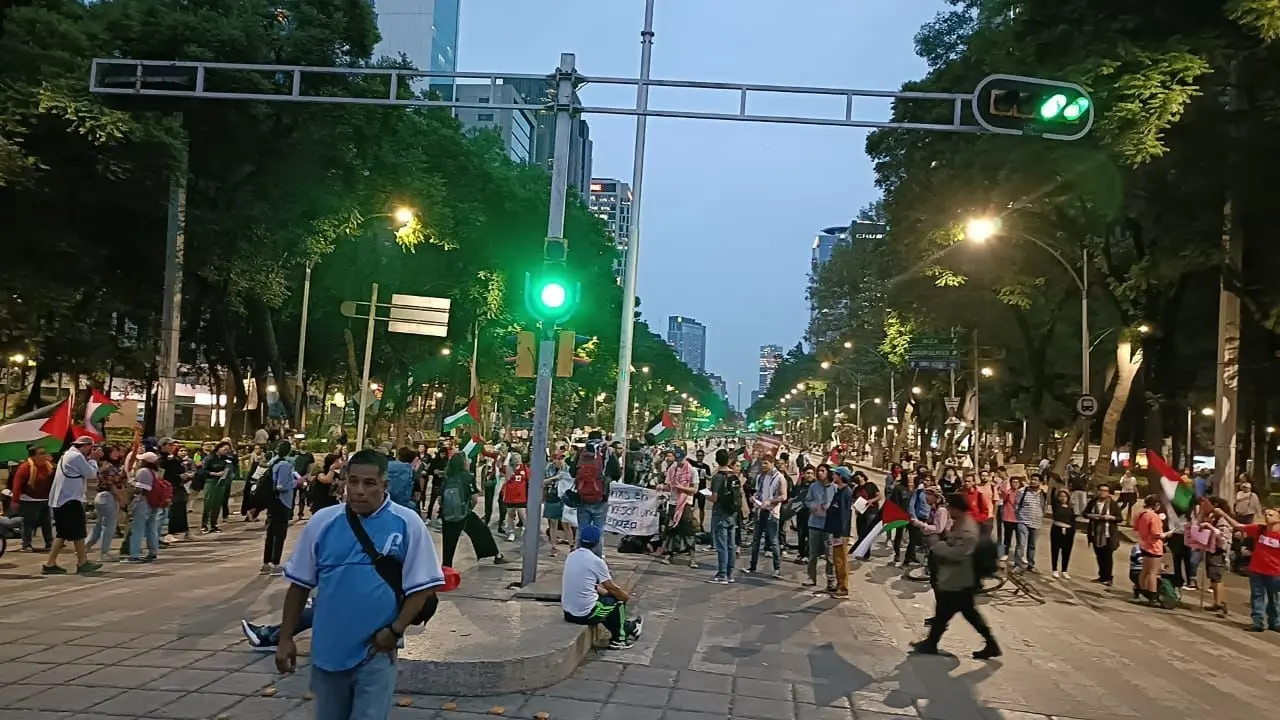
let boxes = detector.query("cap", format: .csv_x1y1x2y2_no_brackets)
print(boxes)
71,436,95,446
158,437,175,447
136,451,159,463
579,525,603,547
832,466,852,480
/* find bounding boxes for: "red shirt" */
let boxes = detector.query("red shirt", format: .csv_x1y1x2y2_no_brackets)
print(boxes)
1242,524,1280,577
502,464,529,505
964,488,992,524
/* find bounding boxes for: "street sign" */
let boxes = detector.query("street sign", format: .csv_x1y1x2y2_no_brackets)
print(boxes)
908,337,963,370
667,404,683,415
1076,394,1098,417
944,397,960,413
910,359,959,370
388,294,451,337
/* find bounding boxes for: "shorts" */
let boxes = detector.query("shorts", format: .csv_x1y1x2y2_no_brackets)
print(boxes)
1119,492,1137,505
1205,551,1226,583
53,501,88,541
1140,549,1163,559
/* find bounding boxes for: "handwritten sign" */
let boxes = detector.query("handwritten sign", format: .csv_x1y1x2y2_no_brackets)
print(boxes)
604,483,668,536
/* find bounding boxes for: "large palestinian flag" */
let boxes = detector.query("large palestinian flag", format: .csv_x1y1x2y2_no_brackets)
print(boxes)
74,389,120,442
645,411,676,443
443,397,480,432
0,398,73,463
853,499,912,560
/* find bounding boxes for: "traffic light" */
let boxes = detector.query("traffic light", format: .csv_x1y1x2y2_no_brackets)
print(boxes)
972,74,1094,141
504,331,535,378
524,271,580,326
555,332,593,377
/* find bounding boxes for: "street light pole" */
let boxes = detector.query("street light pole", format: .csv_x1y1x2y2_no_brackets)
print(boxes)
294,260,313,431
354,282,379,449
612,0,656,442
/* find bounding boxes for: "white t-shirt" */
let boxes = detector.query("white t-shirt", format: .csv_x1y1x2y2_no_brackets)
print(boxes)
561,548,611,618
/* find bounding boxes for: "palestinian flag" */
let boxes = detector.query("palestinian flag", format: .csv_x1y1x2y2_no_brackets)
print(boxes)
853,499,911,560
0,398,73,464
645,411,676,442
74,388,120,442
442,396,480,431
1145,449,1195,516
462,434,483,460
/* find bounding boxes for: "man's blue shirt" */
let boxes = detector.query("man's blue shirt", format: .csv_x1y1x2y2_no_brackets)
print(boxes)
283,496,445,672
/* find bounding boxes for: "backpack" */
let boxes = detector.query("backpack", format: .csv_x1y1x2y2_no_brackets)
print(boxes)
715,471,742,516
254,458,286,506
145,470,173,509
25,459,52,496
973,535,999,579
441,475,469,523
575,450,606,505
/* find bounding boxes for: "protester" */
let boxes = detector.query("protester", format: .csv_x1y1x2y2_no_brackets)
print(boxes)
10,445,54,552
1012,475,1045,572
85,445,127,562
261,441,297,576
707,448,743,584
1048,488,1076,578
661,448,699,568
125,451,164,563
745,455,787,578
43,436,103,575
439,453,506,567
825,466,855,598
1134,495,1167,604
1213,504,1280,632
275,449,446,719
803,465,835,590
1083,484,1122,586
560,525,643,650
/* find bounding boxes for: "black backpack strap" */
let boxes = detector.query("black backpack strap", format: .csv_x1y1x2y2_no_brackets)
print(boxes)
345,507,404,599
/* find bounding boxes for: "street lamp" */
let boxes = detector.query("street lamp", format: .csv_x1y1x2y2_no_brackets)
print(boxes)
440,347,452,356
980,366,995,377
911,386,922,395
968,215,1091,469
393,206,416,226
820,360,832,369
1201,406,1214,417
1137,323,1152,335
842,341,853,349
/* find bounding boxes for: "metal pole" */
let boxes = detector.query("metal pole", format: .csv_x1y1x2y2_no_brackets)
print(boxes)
295,261,313,431
355,283,378,449
972,329,980,471
856,383,862,430
1081,248,1091,473
1187,407,1194,469
1213,58,1244,498
156,113,187,438
737,382,742,414
523,53,578,584
612,0,656,442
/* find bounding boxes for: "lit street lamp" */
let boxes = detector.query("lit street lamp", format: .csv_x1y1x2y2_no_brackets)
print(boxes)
980,366,995,378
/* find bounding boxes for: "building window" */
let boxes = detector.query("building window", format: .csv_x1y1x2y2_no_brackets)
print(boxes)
477,113,494,121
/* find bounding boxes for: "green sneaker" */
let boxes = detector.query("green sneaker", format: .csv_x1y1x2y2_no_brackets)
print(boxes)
41,564,67,575
77,561,103,574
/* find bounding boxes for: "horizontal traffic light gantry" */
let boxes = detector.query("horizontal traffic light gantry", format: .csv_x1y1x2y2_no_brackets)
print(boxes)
972,74,1094,142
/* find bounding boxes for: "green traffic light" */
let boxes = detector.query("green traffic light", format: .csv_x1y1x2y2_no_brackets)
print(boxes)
1062,97,1090,121
539,281,567,309
1039,93,1068,119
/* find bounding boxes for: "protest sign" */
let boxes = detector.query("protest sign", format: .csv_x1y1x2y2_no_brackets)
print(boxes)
604,483,668,536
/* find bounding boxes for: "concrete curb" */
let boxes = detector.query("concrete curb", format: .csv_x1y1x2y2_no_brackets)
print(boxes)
395,556,652,696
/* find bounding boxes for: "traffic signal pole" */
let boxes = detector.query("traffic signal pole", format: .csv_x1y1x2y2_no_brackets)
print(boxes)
521,54,578,586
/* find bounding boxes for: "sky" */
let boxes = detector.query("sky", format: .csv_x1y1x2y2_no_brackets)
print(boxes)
457,0,949,410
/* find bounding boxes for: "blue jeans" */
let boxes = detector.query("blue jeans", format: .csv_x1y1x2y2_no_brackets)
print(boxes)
576,502,608,557
310,651,397,720
1013,524,1038,570
128,497,159,559
711,511,737,578
749,513,780,572
86,496,119,560
1248,572,1280,630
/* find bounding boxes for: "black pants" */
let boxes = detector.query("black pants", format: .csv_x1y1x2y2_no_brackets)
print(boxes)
796,509,810,558
168,495,189,535
1001,520,1017,552
1049,525,1075,572
424,488,443,520
564,595,627,640
1170,533,1194,586
892,525,907,558
19,500,52,549
442,512,500,567
922,588,993,648
904,524,924,564
1094,544,1115,583
482,484,496,524
263,501,290,565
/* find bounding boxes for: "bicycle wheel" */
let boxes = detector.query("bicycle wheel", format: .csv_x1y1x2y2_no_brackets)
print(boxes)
976,573,1005,594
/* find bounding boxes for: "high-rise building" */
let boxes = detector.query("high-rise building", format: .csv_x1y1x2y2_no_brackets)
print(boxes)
809,221,887,346
590,179,633,280
453,84,537,164
502,78,594,201
667,316,707,374
759,344,783,392
373,0,459,97
704,373,728,401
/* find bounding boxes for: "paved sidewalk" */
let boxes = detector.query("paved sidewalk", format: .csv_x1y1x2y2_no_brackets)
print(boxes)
1,510,1278,720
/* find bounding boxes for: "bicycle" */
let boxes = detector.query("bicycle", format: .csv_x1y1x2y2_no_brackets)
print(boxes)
902,546,1006,594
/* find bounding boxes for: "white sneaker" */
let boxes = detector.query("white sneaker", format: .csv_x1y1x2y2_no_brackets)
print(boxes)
1062,572,1071,580
507,533,516,542
1052,571,1060,578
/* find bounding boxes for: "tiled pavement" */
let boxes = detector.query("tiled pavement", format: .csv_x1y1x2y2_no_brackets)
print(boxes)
0,514,1278,720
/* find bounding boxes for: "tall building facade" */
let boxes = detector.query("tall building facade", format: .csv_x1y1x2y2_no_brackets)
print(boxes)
453,84,536,164
503,78,594,201
590,179,633,280
373,0,459,95
704,373,728,401
759,344,783,392
809,221,887,346
667,316,707,374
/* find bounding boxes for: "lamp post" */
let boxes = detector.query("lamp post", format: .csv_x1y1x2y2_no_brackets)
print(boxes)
295,207,415,432
968,218,1090,471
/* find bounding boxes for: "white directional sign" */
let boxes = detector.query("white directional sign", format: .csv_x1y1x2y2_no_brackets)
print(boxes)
388,294,451,337
1076,394,1098,417
944,396,960,413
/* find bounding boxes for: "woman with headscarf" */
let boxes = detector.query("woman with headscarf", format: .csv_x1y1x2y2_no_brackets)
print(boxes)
661,448,699,567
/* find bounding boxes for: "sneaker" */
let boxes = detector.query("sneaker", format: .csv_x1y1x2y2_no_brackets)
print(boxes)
727,576,736,583
259,563,272,575
240,620,278,651
973,642,1003,660
210,527,223,533
832,590,849,599
629,616,644,640
493,556,508,565
707,576,728,584
507,533,516,542
743,568,755,575
1062,572,1071,580
801,579,818,587
200,528,210,534
609,638,636,650
269,565,284,576
77,561,103,574
40,564,67,575
1051,571,1060,578
772,570,783,579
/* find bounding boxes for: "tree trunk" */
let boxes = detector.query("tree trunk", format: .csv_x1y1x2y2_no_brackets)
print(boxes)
254,301,295,425
1051,423,1084,479
1093,340,1143,477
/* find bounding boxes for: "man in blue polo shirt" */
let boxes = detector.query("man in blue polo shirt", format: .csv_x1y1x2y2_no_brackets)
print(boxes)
276,449,444,720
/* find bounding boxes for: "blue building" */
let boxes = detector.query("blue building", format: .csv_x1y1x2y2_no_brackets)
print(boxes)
373,0,459,96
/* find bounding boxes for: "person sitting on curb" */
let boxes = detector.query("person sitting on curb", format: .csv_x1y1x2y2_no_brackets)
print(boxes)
561,525,643,650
